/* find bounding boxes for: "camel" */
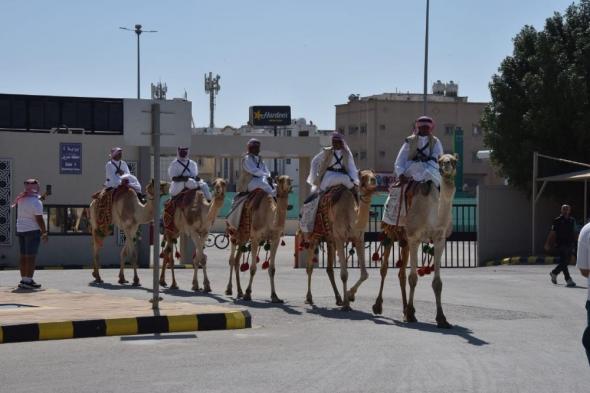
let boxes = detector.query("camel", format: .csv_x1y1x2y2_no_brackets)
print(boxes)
159,178,227,291
225,175,292,302
304,170,377,311
373,154,457,328
89,179,169,286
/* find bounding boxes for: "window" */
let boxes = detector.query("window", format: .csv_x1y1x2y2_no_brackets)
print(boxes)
286,129,292,136
286,158,291,164
472,124,482,136
46,205,91,235
348,125,358,135
360,151,367,160
445,124,455,135
379,150,386,158
338,127,345,134
379,124,386,131
360,124,367,134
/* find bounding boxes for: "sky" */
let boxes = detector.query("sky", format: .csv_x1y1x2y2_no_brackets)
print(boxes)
1,0,577,130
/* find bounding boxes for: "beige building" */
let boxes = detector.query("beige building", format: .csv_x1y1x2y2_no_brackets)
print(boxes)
335,84,503,192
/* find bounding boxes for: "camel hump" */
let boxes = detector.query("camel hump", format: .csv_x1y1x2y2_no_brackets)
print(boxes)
325,185,349,205
246,189,269,211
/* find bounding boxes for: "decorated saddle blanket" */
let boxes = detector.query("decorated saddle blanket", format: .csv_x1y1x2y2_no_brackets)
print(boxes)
382,180,426,227
91,188,115,237
163,188,198,238
226,189,268,243
308,185,348,242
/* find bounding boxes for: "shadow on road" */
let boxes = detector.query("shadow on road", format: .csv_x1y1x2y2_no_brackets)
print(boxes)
392,320,490,346
306,305,396,325
161,287,230,303
88,281,152,293
120,333,197,341
232,298,303,315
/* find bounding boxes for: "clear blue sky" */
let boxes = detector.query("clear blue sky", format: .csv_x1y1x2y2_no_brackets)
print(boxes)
1,0,576,129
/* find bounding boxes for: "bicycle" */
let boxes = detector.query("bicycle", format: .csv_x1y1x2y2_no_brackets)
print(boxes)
206,232,230,249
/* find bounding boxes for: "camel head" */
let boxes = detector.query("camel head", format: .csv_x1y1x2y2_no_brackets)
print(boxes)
211,178,227,199
275,175,292,197
146,179,170,197
438,154,458,179
358,169,377,194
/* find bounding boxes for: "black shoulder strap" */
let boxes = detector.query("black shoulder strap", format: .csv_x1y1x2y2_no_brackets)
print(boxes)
327,151,344,169
177,159,191,176
111,160,122,172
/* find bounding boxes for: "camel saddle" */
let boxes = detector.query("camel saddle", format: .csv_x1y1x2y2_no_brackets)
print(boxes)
90,185,131,237
227,189,268,244
163,188,198,238
310,185,349,242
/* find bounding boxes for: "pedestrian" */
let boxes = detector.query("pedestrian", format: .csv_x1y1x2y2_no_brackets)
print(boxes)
549,204,577,287
575,221,590,365
11,179,48,289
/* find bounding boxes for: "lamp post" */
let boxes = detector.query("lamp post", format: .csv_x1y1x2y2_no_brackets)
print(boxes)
120,24,157,99
423,0,430,115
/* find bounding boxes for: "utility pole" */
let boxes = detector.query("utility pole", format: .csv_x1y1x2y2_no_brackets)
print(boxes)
204,72,221,129
423,0,430,115
119,24,158,99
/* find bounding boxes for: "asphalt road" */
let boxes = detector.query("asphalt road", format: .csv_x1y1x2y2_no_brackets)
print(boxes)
0,252,588,392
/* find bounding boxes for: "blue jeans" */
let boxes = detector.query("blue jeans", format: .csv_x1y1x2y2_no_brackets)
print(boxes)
584,301,590,366
17,230,41,256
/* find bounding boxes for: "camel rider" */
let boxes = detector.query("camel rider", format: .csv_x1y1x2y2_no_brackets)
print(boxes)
307,131,359,193
236,138,275,196
395,116,443,188
168,147,212,201
300,132,359,233
104,147,144,202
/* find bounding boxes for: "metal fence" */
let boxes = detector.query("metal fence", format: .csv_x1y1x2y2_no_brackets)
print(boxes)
317,203,477,268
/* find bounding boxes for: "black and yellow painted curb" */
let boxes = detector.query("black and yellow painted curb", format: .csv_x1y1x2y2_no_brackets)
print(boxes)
0,264,198,271
0,310,251,344
483,256,575,267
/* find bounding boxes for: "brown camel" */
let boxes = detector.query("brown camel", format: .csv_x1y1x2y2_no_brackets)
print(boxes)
225,175,292,302
304,170,377,311
89,180,169,285
373,154,457,328
159,178,227,291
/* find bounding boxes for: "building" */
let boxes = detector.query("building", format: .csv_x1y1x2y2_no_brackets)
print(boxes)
335,81,503,193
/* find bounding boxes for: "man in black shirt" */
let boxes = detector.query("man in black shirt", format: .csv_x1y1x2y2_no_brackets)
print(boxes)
550,204,577,287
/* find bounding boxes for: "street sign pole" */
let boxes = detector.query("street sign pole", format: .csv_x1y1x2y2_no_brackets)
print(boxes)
151,103,161,310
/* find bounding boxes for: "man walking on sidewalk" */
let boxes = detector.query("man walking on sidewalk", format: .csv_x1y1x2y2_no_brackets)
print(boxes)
550,204,577,287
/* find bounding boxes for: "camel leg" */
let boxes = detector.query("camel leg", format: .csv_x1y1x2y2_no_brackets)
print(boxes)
305,240,317,305
372,242,392,315
234,247,244,298
325,242,343,306
243,242,259,301
226,242,237,295
405,240,419,323
268,235,283,303
432,238,451,329
347,237,368,302
118,234,131,284
91,231,104,283
169,241,179,290
159,241,169,287
398,244,410,317
335,240,351,311
131,226,140,286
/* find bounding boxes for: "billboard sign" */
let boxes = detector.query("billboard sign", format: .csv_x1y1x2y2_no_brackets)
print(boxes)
59,143,82,174
249,106,291,126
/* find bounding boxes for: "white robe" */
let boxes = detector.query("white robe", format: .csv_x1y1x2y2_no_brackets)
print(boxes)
394,136,444,187
308,149,359,192
168,158,212,199
243,154,275,196
104,160,142,193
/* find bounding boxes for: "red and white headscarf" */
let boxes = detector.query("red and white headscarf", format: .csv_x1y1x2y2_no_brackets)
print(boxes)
331,131,352,153
413,116,435,134
247,138,260,148
12,179,40,207
110,147,123,159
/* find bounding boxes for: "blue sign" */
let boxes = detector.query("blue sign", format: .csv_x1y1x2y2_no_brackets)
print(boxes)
60,143,82,174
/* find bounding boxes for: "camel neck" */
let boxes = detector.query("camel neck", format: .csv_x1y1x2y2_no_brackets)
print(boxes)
206,194,225,226
354,191,373,230
438,178,455,224
273,195,289,230
137,197,155,224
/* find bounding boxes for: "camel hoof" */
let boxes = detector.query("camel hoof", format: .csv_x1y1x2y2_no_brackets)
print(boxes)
271,296,284,304
372,303,383,315
191,286,199,292
404,314,418,323
225,288,233,296
335,296,343,306
237,292,244,299
160,280,168,288
131,281,141,287
437,319,452,329
305,296,313,305
243,293,252,301
203,286,212,293
118,278,129,284
341,305,352,312
170,284,179,290
347,292,355,302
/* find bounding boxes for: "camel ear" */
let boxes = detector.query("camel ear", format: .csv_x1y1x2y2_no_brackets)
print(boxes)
454,153,459,161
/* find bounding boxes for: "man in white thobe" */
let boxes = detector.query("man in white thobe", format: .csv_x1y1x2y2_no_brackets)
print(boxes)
168,147,212,200
104,147,144,201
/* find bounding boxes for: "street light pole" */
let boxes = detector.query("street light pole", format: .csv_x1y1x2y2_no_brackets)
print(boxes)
423,0,430,115
120,24,157,99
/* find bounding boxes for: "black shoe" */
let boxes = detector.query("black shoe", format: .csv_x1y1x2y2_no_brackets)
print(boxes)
29,280,42,288
18,281,35,290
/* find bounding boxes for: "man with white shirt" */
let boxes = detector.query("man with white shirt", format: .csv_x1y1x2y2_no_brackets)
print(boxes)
168,146,212,200
576,222,590,365
236,138,275,196
104,147,144,202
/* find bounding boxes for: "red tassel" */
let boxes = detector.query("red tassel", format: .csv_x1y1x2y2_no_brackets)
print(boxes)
395,260,402,268
262,260,270,269
377,233,385,242
240,262,249,272
423,266,431,275
159,252,165,258
192,251,196,259
372,252,381,261
417,267,425,277
281,240,286,246
256,256,260,262
175,251,181,259
312,257,318,263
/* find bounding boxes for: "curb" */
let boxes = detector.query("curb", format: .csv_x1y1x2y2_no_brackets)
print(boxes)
0,264,199,271
483,256,576,267
0,310,251,344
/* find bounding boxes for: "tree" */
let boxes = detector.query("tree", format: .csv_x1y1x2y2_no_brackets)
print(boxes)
482,0,590,198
